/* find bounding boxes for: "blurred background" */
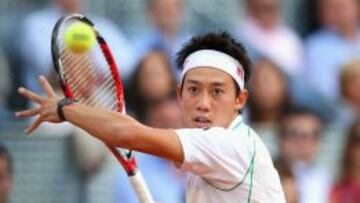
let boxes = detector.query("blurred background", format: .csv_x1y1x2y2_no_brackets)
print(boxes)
1,0,360,203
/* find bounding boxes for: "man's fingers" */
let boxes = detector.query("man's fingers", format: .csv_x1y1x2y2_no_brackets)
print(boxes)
25,117,42,134
39,75,56,98
15,108,40,118
18,87,43,103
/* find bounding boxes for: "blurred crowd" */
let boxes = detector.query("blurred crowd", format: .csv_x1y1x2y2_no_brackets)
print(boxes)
1,0,360,203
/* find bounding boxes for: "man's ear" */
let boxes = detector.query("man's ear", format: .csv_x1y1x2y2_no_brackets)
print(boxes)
235,89,248,111
176,84,182,104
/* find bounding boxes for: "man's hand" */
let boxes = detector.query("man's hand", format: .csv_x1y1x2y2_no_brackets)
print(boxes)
15,75,62,134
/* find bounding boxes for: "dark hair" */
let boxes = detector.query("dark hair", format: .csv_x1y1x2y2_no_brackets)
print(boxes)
247,58,289,123
338,118,360,182
273,158,295,181
176,31,252,90
279,106,323,139
282,106,322,122
125,50,177,121
0,143,13,174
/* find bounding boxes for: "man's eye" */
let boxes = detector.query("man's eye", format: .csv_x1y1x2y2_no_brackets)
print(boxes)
213,88,224,95
188,87,198,93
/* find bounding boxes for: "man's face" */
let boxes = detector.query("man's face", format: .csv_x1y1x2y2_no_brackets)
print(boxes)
250,59,287,111
280,114,322,163
0,157,12,203
177,67,247,128
55,0,84,13
138,52,174,100
149,0,183,35
247,0,280,29
320,0,359,31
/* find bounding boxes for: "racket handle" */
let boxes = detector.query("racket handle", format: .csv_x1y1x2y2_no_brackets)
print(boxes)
128,171,155,203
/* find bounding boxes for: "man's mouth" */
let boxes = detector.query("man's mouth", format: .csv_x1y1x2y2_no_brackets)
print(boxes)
193,116,212,128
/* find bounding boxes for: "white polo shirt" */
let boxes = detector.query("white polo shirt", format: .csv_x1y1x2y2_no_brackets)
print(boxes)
175,115,286,203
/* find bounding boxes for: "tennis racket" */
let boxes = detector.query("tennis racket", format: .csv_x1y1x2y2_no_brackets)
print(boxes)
51,13,154,203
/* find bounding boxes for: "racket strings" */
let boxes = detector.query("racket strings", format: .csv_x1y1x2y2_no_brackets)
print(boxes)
61,51,97,92
58,22,119,112
86,49,118,109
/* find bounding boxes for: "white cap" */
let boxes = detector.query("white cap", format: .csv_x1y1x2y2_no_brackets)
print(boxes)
181,49,245,89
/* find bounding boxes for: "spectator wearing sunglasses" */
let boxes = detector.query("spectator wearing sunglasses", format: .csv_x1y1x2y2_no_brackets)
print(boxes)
276,107,331,203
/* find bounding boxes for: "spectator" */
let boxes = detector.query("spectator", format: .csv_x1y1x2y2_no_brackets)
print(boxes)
20,0,136,95
336,59,360,127
305,0,360,103
236,0,303,75
277,107,331,203
247,58,290,127
237,0,335,123
125,50,178,121
0,144,13,203
133,0,191,78
246,58,290,157
330,118,360,203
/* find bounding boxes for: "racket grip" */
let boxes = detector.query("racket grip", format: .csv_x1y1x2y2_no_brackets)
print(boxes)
128,171,155,203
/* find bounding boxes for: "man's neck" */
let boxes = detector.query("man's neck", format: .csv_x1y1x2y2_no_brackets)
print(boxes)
227,113,242,129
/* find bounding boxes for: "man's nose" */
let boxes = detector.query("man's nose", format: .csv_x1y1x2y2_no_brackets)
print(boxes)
196,92,211,112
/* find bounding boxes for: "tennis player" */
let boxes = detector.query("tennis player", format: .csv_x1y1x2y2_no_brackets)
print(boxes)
16,32,285,202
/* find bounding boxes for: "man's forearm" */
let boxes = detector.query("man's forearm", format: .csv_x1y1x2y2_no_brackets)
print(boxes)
63,103,138,146
62,103,184,162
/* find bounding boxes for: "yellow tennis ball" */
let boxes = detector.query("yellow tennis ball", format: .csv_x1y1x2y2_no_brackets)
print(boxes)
65,22,96,53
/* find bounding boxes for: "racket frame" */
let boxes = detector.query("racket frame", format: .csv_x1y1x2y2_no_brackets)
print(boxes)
51,13,154,203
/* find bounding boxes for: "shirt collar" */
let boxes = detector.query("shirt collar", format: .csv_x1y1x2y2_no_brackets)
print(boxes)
228,115,244,130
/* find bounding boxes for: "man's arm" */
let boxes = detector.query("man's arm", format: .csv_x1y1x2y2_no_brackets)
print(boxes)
16,75,184,163
63,104,183,162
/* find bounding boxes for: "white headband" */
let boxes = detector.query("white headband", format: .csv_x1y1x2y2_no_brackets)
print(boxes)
181,49,245,89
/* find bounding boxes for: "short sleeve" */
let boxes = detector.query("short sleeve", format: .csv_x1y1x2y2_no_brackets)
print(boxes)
175,127,254,186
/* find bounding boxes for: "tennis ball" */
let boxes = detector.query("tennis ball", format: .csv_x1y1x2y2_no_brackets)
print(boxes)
65,22,96,53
